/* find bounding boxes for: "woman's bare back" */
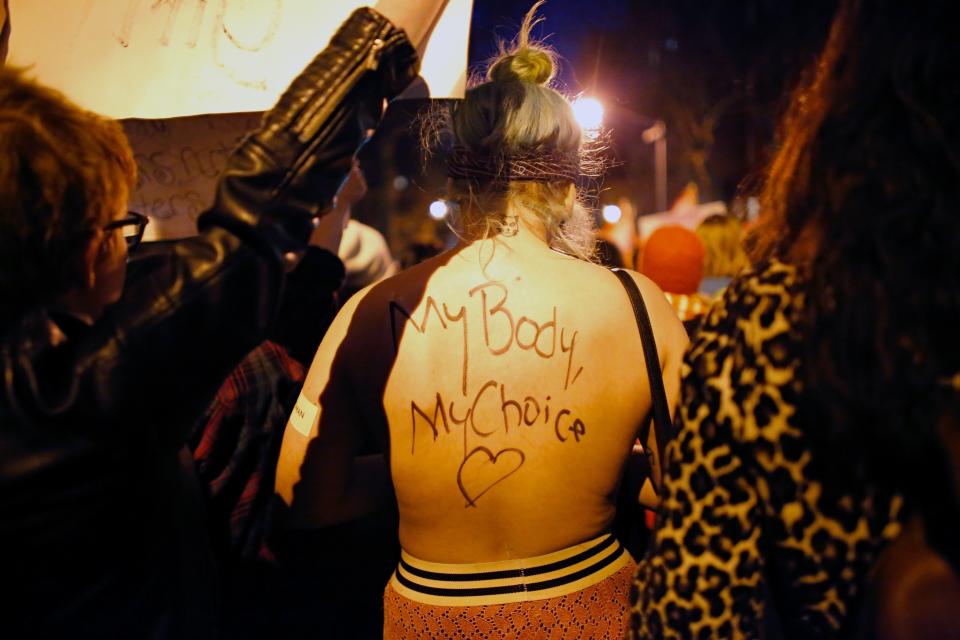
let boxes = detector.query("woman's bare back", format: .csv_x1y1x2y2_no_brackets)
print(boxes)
277,235,687,563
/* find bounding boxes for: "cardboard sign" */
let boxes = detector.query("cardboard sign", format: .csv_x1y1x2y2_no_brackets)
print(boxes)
7,0,471,118
122,112,262,240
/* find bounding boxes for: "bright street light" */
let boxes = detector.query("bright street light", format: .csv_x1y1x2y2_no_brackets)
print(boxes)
571,96,604,131
602,204,622,224
429,200,449,220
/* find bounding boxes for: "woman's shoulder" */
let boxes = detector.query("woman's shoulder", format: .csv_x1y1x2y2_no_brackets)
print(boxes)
695,259,803,346
608,267,691,351
723,259,801,307
682,259,805,440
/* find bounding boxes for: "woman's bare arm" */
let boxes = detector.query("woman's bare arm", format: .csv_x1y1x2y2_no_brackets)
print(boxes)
275,289,390,528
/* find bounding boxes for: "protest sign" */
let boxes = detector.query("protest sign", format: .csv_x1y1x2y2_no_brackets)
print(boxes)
8,0,472,239
7,0,471,118
122,113,261,240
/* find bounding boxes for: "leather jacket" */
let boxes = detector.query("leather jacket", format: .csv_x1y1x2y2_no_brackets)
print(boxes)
0,9,417,638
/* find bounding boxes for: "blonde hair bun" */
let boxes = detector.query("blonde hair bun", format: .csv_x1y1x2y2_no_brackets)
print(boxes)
488,47,555,86
486,1,556,86
429,1,601,262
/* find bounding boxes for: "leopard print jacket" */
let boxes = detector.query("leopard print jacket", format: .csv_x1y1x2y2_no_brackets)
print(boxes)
630,260,903,639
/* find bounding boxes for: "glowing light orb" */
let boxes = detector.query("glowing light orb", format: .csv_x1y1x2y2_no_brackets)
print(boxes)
429,200,449,220
572,97,604,131
602,204,622,224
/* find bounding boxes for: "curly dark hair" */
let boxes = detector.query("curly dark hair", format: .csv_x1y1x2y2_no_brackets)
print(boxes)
749,0,959,560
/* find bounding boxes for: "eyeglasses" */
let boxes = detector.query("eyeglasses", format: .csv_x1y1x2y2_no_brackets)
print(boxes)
103,211,150,249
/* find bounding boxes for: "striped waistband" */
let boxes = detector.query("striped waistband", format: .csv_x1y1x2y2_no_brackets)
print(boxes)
389,533,632,606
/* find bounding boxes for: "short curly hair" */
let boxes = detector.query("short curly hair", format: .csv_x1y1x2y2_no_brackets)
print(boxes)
0,66,136,326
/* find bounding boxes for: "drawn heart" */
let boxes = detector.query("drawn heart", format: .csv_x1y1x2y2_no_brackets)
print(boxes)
457,446,525,507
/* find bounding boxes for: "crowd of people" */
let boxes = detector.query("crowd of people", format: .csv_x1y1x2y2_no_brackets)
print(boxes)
1,0,957,638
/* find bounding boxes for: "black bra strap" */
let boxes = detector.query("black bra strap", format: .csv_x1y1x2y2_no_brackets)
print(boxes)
612,269,674,473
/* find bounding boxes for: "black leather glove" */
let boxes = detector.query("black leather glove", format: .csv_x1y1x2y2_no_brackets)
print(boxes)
199,7,419,259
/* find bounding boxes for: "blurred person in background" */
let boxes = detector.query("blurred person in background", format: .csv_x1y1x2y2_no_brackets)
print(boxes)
695,213,750,297
333,161,400,302
274,4,688,638
639,224,711,334
631,0,960,637
338,219,400,302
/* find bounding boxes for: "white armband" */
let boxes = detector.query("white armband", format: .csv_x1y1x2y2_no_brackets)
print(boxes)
290,391,319,437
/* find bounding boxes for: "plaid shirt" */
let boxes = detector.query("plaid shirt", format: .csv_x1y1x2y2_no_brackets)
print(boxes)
189,341,305,561
189,247,344,561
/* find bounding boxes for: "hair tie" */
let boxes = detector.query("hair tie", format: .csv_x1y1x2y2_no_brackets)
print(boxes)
446,146,580,183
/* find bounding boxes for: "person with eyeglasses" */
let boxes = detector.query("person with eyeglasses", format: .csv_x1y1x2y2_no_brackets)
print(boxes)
104,211,151,249
0,3,447,638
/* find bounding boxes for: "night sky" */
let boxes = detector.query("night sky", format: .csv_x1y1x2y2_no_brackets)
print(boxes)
465,1,840,207
469,0,632,91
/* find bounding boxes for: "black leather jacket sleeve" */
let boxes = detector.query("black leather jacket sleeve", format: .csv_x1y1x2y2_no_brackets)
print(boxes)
1,8,418,444
201,7,419,258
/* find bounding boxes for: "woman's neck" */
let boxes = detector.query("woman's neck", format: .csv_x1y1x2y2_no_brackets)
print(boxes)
455,210,554,262
500,205,551,247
